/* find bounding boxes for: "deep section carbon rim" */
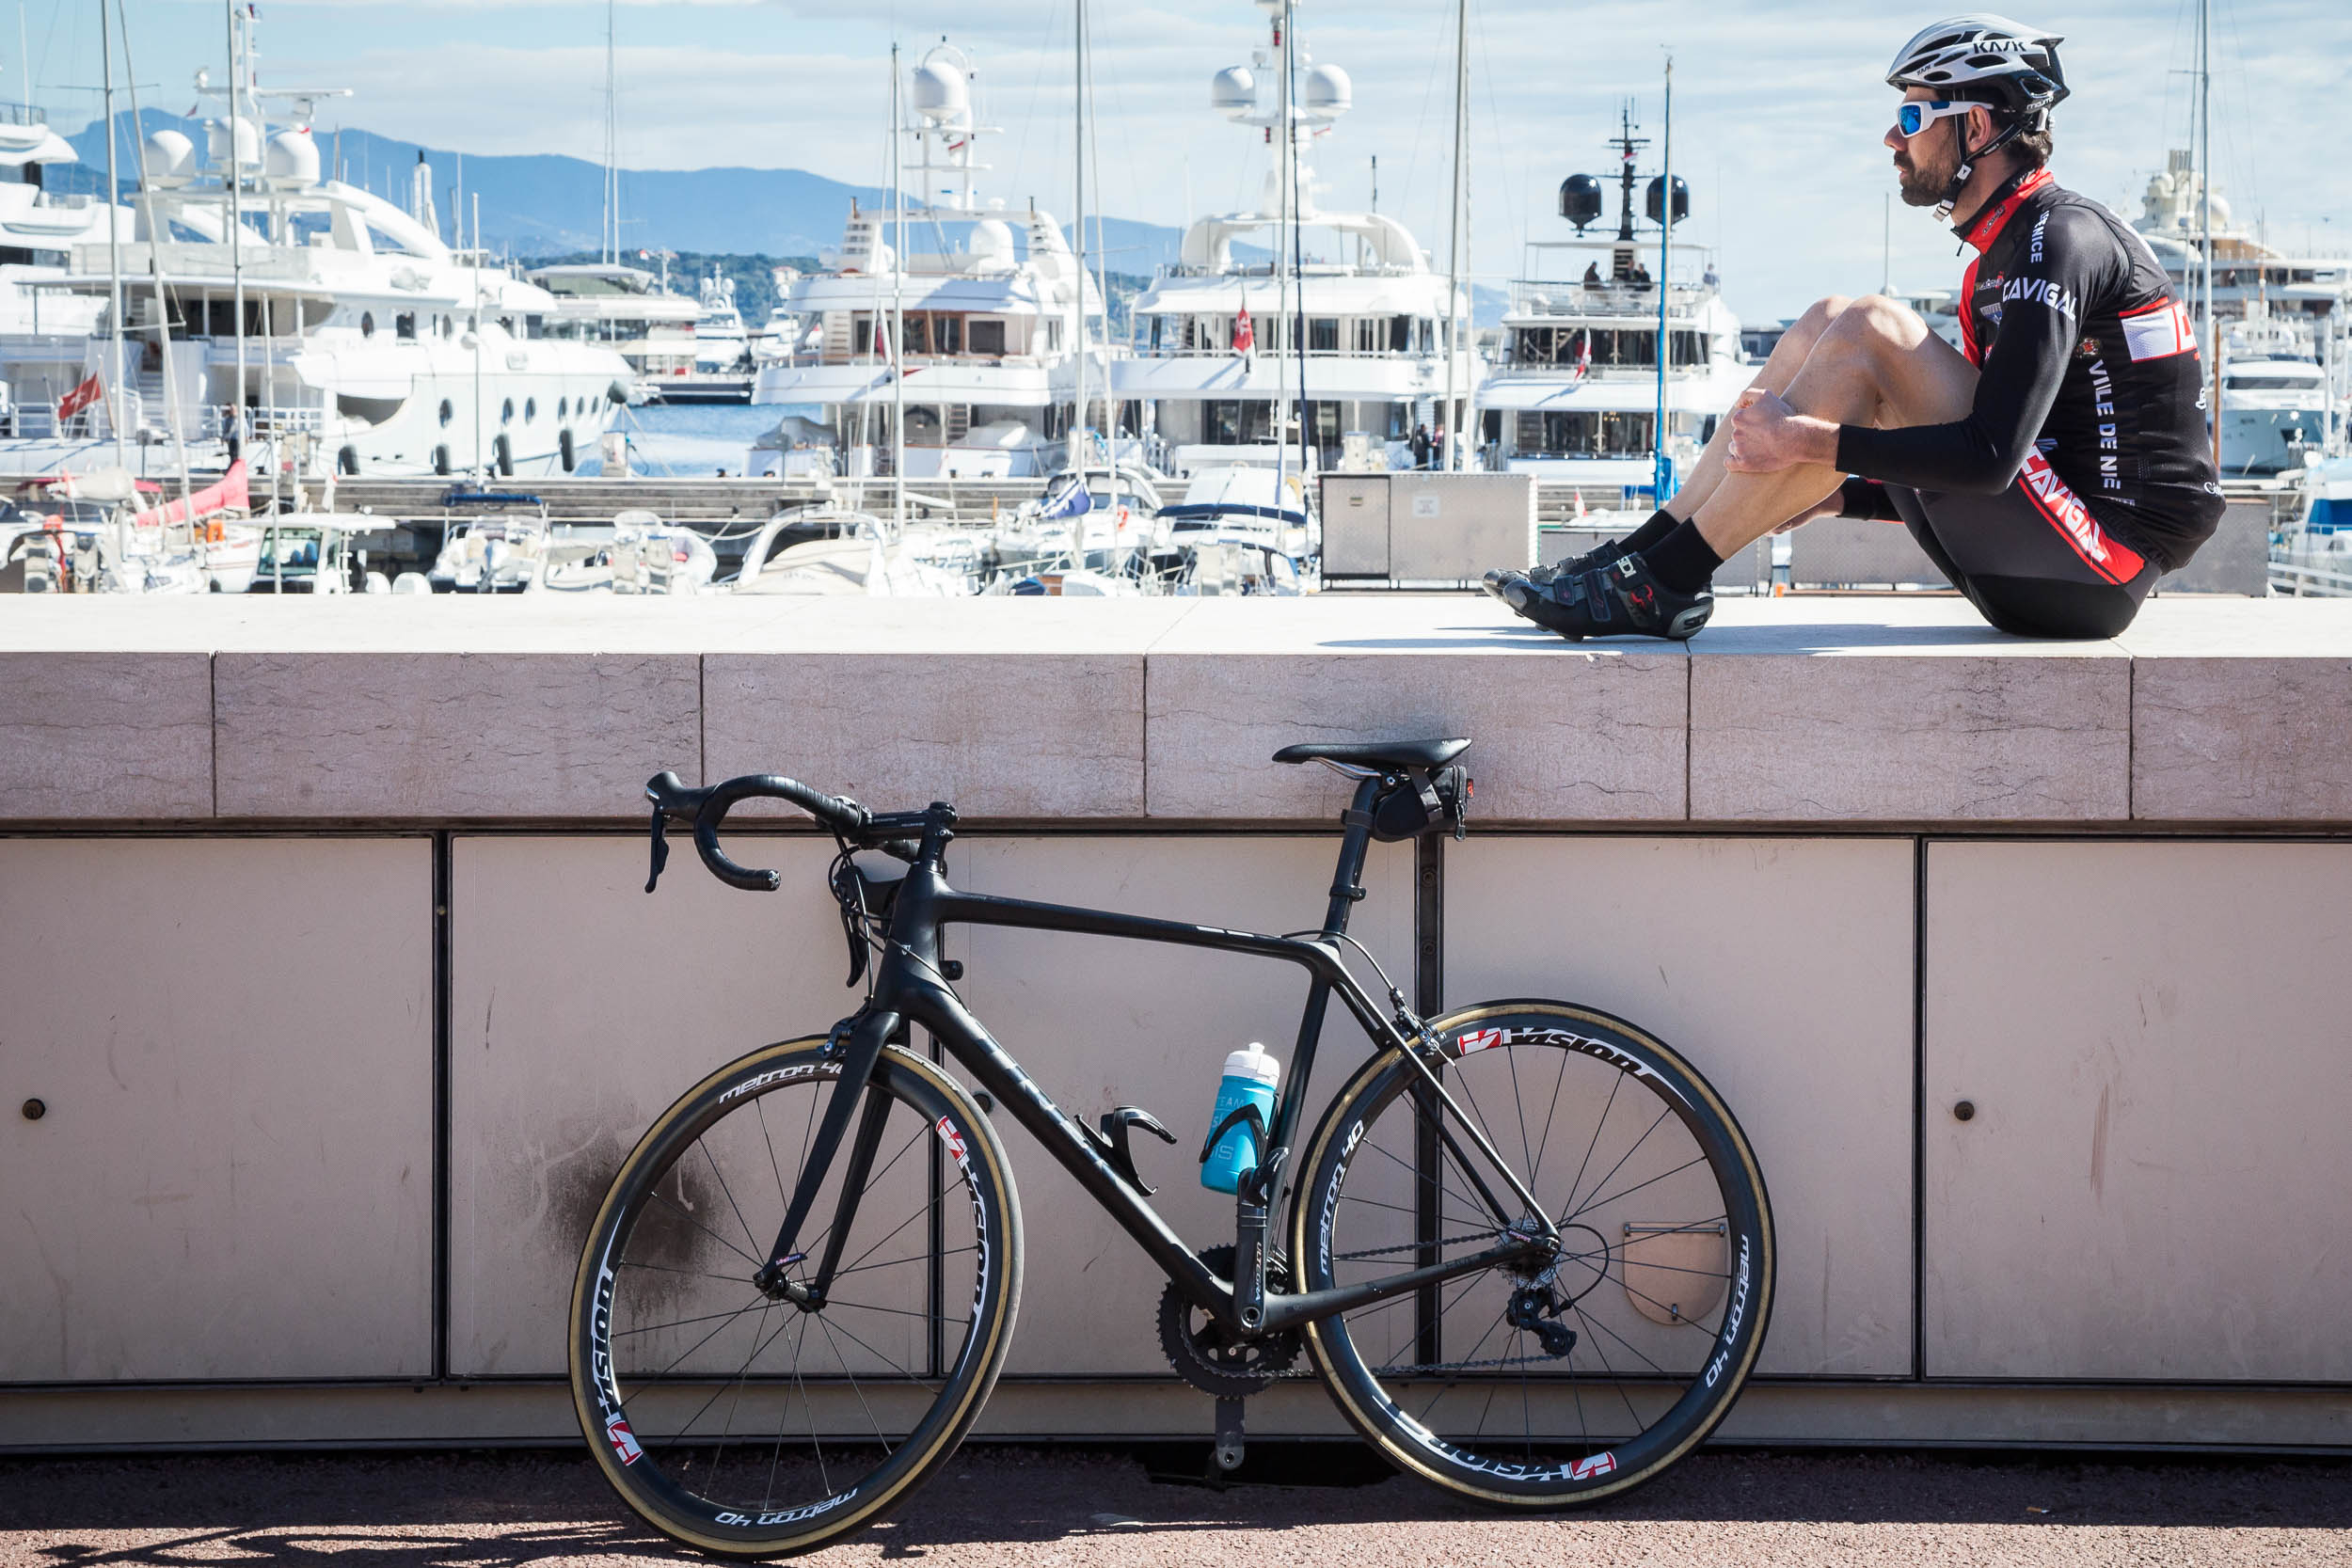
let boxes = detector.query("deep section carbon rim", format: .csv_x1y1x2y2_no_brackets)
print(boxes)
1296,1003,1772,1505
571,1040,1016,1556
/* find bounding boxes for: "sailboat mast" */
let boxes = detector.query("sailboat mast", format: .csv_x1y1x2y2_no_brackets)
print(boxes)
1288,0,1306,484
2198,0,2217,471
604,0,617,263
1073,0,1088,486
1442,0,1468,470
891,41,905,531
1654,54,1672,501
1271,0,1288,503
224,0,247,466
99,0,126,470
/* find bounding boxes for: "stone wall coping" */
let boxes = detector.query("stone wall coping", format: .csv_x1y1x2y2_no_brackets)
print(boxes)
3,595,2349,825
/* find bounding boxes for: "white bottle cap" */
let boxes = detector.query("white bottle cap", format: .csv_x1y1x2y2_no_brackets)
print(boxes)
1222,1041,1280,1087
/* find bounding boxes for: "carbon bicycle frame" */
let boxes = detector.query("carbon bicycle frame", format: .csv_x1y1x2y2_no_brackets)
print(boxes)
759,775,1557,1341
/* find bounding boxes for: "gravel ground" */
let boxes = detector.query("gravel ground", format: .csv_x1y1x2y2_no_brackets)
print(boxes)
4,1445,2350,1567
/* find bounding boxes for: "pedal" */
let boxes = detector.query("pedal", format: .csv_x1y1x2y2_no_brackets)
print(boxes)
1094,1106,1177,1196
1212,1394,1247,1476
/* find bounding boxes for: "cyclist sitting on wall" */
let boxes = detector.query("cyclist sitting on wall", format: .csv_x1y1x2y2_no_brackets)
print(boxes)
1487,13,2224,642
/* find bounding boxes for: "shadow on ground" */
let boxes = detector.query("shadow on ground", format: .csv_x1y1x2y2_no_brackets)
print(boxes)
5,1446,2349,1563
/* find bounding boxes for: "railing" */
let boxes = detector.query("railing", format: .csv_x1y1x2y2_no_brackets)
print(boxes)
1131,345,1444,362
2269,554,2352,596
0,102,46,127
1507,282,1712,319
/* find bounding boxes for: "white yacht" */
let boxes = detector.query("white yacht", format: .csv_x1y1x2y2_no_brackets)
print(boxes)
691,269,749,373
525,261,700,382
1112,0,1472,479
2132,150,2347,473
748,44,1104,481
0,15,632,481
1476,119,1747,495
0,103,122,347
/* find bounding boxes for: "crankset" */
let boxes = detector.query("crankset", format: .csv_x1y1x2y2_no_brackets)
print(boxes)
1156,1243,1303,1399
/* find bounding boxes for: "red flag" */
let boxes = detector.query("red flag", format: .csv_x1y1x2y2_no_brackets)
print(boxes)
57,372,102,420
1572,330,1591,382
1232,301,1254,357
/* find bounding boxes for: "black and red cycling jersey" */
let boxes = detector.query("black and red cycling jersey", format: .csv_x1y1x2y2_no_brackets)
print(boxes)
1836,166,2225,575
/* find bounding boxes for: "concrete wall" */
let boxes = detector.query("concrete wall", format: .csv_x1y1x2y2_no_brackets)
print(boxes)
5,595,2352,1450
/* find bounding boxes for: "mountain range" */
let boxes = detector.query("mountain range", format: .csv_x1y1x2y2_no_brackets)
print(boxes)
54,111,1502,320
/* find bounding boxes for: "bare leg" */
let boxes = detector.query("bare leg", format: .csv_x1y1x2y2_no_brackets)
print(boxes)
1662,295,1854,522
1692,295,1978,555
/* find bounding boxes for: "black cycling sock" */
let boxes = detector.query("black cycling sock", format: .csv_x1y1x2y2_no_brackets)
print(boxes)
1618,508,1679,557
1641,520,1724,595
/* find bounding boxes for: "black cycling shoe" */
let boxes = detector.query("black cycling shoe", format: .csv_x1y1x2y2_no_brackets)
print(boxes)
1480,538,1619,601
1499,552,1714,641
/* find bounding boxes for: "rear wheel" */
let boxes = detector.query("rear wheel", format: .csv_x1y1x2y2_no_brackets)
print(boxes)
569,1037,1021,1557
1294,1001,1772,1506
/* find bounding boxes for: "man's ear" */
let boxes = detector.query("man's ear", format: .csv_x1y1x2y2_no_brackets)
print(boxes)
1968,103,1998,150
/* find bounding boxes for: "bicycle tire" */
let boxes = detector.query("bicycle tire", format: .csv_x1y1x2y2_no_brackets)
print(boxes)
569,1036,1022,1557
1292,1000,1772,1506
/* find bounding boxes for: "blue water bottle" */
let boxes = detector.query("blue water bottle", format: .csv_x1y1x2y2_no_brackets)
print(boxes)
1201,1042,1280,1195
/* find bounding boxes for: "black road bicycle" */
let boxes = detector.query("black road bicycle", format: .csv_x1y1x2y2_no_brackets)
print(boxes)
569,738,1774,1557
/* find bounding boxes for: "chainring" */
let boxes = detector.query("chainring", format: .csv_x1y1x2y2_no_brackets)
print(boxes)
1156,1243,1303,1397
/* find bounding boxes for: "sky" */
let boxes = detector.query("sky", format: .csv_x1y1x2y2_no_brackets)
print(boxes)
19,0,2352,321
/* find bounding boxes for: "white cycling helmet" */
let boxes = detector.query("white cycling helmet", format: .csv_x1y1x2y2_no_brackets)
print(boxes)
1887,15,2069,126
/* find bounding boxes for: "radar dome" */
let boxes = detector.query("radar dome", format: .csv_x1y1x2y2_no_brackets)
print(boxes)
1211,66,1256,119
912,59,969,123
264,128,320,188
141,129,196,187
208,115,259,172
1645,173,1690,226
1558,173,1603,230
964,218,1016,272
1302,64,1351,116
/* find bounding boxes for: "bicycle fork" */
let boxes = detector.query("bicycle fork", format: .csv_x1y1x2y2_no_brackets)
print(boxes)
753,1006,899,1307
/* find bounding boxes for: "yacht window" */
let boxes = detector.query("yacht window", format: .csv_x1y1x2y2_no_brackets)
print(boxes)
1310,318,1339,353
1390,315,1413,352
853,317,873,356
524,397,537,422
395,312,417,341
2227,374,2320,390
1150,317,1164,352
904,314,930,356
501,398,515,425
558,397,569,420
1045,318,1062,353
360,311,375,339
438,399,453,427
969,318,1006,356
1354,319,1378,353
934,314,961,356
443,316,456,341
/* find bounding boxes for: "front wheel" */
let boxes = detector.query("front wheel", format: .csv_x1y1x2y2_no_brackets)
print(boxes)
1293,1001,1772,1506
568,1036,1022,1557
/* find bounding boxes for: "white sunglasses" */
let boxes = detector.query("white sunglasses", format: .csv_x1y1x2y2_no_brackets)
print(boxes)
1897,99,1979,137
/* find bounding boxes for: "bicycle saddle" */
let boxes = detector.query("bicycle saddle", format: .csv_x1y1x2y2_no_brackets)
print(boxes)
1272,737,1470,771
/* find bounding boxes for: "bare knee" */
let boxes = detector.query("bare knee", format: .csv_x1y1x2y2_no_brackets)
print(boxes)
1817,294,1929,359
1777,294,1855,361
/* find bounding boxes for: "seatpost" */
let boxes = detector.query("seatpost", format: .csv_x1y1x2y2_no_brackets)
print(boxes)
1322,774,1385,937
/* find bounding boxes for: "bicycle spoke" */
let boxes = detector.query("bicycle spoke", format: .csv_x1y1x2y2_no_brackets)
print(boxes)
1529,1045,1572,1188
1565,1103,1672,1222
645,1184,762,1269
1568,1151,1711,1223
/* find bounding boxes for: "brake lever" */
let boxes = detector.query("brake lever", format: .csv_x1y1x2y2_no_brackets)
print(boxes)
829,856,870,989
644,805,672,894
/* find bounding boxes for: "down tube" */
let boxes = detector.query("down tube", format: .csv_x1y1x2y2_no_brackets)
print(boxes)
904,980,1230,1313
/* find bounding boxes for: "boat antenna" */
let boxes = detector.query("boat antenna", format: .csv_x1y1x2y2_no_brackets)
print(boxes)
1270,0,1287,508
603,0,617,265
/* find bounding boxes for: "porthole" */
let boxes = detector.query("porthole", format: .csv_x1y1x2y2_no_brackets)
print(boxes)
442,316,455,341
524,397,537,423
557,397,568,420
359,311,374,339
438,399,453,427
501,398,515,425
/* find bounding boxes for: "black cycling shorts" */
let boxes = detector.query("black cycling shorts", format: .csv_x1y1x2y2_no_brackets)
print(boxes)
1883,455,2162,639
